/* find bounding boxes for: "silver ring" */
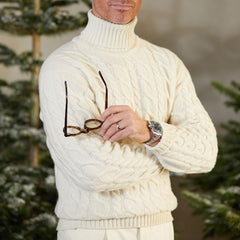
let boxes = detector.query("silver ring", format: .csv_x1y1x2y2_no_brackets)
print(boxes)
116,123,121,130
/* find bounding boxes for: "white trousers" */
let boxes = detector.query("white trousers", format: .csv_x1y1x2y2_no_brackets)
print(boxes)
57,222,174,240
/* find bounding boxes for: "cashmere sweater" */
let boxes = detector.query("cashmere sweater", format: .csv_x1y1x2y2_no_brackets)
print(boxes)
39,11,218,230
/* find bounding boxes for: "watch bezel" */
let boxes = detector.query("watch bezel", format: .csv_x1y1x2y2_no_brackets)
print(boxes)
144,121,163,145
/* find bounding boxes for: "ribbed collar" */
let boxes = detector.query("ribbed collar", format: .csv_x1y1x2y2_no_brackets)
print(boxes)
80,10,138,51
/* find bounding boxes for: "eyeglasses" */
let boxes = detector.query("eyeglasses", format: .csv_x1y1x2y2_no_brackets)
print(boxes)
63,71,108,137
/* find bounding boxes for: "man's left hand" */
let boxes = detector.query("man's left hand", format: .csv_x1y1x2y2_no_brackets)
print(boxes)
100,105,151,143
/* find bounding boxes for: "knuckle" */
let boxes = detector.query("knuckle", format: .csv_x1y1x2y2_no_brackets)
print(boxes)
125,111,132,119
129,128,134,135
128,118,134,126
108,106,114,111
107,106,113,114
126,106,131,112
109,115,115,123
122,105,130,111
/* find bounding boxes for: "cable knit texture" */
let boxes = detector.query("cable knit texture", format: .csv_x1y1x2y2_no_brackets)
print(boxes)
39,11,218,230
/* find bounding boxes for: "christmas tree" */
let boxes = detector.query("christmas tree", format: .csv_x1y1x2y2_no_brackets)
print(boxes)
182,81,240,239
0,0,91,239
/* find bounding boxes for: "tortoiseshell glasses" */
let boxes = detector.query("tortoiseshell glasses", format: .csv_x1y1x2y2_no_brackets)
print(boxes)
63,71,108,137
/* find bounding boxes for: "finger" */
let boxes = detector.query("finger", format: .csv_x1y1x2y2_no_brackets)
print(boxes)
103,119,128,141
109,127,130,142
100,105,130,121
103,123,120,141
100,112,125,135
115,119,128,132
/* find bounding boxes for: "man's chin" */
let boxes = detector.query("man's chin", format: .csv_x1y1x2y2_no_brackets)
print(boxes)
108,13,134,25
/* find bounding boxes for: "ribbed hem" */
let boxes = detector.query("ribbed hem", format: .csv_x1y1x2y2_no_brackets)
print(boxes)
80,10,138,51
57,212,173,230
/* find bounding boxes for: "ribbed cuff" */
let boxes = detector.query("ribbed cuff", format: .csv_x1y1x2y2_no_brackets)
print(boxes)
144,122,176,154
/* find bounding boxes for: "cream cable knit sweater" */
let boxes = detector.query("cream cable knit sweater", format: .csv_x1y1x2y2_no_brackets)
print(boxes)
39,11,218,230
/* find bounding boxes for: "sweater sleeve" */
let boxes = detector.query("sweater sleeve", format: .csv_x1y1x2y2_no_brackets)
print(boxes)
145,55,218,174
39,61,162,193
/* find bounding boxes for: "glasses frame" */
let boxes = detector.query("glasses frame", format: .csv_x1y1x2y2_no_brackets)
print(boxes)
63,71,108,137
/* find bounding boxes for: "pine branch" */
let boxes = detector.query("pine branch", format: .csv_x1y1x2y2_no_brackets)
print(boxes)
0,79,8,86
42,0,91,10
48,0,79,7
182,190,240,239
0,0,90,35
0,0,90,9
0,7,88,35
0,44,16,63
0,1,91,238
182,80,240,239
212,81,240,112
231,81,240,91
82,0,92,8
0,0,19,2
0,44,42,72
212,81,240,99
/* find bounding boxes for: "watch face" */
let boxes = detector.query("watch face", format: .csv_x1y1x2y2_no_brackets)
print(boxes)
144,121,163,145
150,121,162,133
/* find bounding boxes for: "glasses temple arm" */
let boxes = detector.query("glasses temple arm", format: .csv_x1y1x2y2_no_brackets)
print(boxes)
98,71,108,110
64,81,68,137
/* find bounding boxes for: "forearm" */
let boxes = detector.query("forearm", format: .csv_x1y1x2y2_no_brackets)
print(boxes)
146,119,218,173
43,110,162,192
145,55,218,173
40,70,163,192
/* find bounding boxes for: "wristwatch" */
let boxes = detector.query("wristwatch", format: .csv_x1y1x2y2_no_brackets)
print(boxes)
144,121,163,146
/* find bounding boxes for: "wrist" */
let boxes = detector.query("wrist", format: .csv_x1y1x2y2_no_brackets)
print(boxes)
149,138,161,147
144,121,163,146
143,120,151,142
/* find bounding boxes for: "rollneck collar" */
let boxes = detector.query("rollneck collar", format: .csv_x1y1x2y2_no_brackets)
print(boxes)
80,10,138,51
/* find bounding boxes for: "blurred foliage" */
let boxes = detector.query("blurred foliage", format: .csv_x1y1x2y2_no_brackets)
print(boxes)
0,79,48,166
0,0,91,239
0,44,41,72
0,0,89,35
0,165,57,240
182,81,240,240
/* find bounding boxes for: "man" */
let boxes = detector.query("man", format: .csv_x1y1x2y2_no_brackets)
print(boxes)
39,0,218,239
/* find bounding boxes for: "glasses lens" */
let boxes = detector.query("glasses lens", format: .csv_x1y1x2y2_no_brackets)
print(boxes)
85,119,102,130
66,126,82,135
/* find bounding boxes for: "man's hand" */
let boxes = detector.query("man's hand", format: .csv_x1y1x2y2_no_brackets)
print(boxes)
100,105,151,143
